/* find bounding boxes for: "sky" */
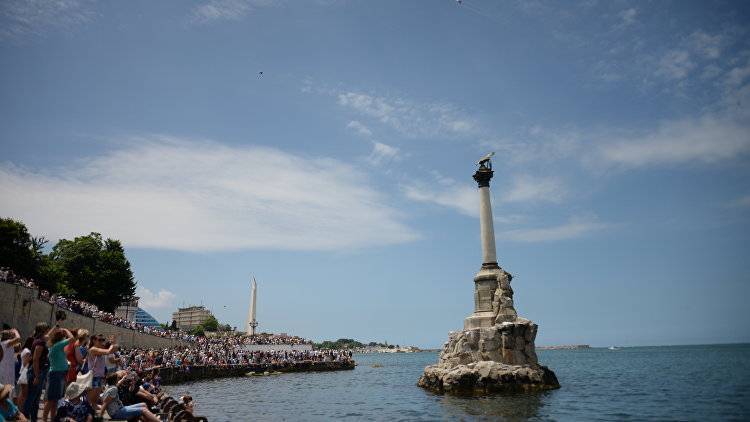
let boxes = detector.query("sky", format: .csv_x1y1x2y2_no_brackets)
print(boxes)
1,0,749,348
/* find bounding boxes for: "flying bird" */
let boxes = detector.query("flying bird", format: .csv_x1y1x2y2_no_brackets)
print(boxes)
477,152,495,166
258,71,263,78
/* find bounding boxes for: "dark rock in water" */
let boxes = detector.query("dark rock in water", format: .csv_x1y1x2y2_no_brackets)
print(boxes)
418,361,559,395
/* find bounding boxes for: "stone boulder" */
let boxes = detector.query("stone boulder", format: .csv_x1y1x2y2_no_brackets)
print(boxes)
418,319,559,395
418,360,559,395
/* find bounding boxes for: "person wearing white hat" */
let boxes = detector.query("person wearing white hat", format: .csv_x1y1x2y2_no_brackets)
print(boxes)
55,372,94,422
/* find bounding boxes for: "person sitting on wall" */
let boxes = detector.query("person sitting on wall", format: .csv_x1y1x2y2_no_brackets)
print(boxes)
99,373,159,422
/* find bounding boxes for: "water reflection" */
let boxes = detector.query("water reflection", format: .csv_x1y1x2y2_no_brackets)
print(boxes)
439,390,551,420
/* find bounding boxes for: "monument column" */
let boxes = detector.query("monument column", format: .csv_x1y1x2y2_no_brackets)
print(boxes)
246,277,258,335
465,157,502,330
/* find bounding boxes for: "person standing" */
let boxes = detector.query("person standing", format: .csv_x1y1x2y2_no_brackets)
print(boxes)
64,330,87,386
84,336,116,411
15,338,33,409
44,327,73,421
0,329,21,391
23,323,50,422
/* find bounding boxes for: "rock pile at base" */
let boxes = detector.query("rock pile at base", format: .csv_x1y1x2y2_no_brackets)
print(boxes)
418,318,560,395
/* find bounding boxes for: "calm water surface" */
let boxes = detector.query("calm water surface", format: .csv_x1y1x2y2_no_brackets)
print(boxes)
167,344,750,421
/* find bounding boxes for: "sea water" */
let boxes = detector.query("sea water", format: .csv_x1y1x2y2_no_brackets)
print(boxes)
168,344,750,421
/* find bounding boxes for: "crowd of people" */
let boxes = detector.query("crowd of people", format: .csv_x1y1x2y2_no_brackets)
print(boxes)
242,333,312,346
0,322,353,421
0,323,204,421
119,337,352,372
1,268,195,342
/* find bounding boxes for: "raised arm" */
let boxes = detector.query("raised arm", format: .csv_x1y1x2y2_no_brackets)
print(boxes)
1,328,21,347
89,343,117,356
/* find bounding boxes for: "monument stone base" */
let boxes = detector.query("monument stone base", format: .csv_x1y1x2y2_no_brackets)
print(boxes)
418,318,560,395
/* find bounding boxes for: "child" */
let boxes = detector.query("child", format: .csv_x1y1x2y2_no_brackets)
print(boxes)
54,379,94,422
99,374,159,422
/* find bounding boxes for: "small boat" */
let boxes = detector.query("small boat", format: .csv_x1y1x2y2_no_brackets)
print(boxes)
608,346,618,350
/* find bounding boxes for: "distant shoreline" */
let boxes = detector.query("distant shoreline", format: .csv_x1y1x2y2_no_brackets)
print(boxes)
536,344,591,350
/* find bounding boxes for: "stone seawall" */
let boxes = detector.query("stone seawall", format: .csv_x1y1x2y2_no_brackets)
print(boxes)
158,361,356,385
0,282,187,349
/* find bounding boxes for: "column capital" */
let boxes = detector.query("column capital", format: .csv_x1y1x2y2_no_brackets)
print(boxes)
473,168,494,188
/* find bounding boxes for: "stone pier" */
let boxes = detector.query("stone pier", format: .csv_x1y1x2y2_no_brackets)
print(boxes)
418,154,559,395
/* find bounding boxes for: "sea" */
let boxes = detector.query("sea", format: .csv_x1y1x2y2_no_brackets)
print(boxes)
167,344,750,421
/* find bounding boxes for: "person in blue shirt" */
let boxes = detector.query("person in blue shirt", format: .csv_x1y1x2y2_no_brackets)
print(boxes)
0,384,27,421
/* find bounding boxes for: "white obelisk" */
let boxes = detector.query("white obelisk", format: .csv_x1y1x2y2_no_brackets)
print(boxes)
246,277,258,335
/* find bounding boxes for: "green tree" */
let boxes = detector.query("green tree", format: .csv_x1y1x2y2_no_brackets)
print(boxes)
201,315,219,332
51,232,136,312
0,218,40,279
0,218,63,292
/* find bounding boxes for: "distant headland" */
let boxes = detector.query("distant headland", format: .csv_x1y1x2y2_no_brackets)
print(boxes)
536,344,591,350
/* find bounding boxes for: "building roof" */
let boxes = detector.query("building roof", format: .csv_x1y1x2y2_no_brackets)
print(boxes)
135,307,161,327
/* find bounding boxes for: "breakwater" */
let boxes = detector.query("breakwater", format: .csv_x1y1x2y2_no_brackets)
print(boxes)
158,361,356,385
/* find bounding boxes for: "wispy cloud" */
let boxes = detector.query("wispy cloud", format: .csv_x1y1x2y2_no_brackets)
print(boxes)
0,136,417,252
337,91,479,139
502,175,566,203
599,115,750,166
728,195,750,208
689,30,723,59
0,0,94,40
136,286,177,310
191,0,277,23
401,179,477,217
366,141,400,166
346,120,373,137
617,8,638,28
499,216,607,242
657,50,695,80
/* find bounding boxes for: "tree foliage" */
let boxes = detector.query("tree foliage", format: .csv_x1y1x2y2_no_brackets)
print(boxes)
201,315,219,332
315,338,364,350
0,218,41,279
0,218,61,292
50,232,136,312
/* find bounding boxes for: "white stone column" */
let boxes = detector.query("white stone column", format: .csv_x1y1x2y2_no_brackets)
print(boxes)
478,185,497,266
465,161,502,330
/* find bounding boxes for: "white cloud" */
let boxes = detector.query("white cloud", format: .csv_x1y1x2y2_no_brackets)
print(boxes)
689,30,722,59
502,175,566,203
191,0,277,23
0,0,94,40
402,181,477,217
346,120,373,137
618,8,637,27
657,50,695,80
499,217,607,242
401,169,567,226
0,136,417,252
337,91,479,139
136,286,176,310
366,141,400,166
599,115,750,166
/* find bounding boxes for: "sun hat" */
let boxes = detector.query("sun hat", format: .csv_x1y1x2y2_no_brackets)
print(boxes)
64,381,87,400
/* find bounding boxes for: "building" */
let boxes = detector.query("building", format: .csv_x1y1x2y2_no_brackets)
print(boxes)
115,297,140,322
172,305,213,330
114,297,162,327
134,308,161,327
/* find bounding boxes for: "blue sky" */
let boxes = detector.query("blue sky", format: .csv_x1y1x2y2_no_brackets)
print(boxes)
1,0,749,348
